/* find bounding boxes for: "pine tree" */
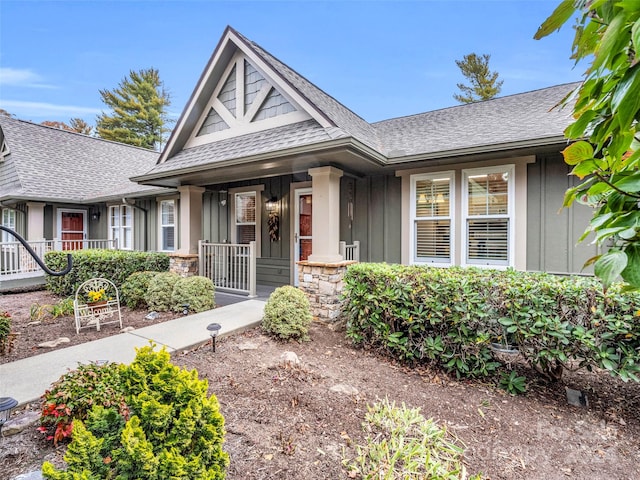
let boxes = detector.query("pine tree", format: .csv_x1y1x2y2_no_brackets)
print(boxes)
69,118,93,135
96,68,171,150
453,53,503,104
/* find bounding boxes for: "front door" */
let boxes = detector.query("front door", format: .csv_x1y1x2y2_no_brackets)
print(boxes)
59,210,86,250
294,188,312,285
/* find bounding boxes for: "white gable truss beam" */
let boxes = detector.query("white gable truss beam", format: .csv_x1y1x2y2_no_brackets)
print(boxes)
163,28,334,159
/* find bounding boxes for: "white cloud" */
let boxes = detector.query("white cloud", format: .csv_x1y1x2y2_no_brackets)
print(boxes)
0,100,101,119
0,68,56,88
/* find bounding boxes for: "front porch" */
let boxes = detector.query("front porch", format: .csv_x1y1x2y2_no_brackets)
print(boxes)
0,239,117,292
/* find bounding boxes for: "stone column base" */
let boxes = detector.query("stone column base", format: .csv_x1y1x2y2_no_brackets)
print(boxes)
169,253,199,277
297,260,355,322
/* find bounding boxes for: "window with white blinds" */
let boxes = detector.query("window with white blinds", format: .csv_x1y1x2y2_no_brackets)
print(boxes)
463,166,513,266
108,205,133,250
411,173,453,264
235,192,256,244
160,200,175,251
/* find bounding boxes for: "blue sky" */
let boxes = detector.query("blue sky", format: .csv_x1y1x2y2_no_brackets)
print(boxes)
0,0,584,126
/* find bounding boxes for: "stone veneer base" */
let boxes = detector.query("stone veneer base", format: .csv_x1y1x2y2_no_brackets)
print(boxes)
297,260,356,322
169,253,199,277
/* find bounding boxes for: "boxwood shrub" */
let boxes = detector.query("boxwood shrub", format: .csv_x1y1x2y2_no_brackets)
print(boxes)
262,285,313,341
146,272,182,312
121,271,163,310
342,263,640,382
45,249,169,297
171,276,215,313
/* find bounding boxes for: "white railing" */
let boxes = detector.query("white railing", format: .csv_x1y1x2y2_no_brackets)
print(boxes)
0,238,117,277
0,240,54,276
53,238,118,251
199,240,256,297
339,240,360,262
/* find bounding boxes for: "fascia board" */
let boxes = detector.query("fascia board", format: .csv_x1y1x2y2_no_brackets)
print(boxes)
385,136,570,165
132,137,386,183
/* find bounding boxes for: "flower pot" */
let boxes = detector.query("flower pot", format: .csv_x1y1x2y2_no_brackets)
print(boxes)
87,300,108,313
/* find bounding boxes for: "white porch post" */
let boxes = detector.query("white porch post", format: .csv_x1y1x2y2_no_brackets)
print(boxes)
308,166,343,263
26,202,46,241
177,185,205,254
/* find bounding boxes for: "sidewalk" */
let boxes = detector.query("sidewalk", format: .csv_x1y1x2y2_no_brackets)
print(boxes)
0,298,266,406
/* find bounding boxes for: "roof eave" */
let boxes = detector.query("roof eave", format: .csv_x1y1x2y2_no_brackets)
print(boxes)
133,137,387,184
386,135,570,165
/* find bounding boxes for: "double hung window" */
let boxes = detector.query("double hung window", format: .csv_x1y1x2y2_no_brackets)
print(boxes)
411,173,453,264
108,205,133,250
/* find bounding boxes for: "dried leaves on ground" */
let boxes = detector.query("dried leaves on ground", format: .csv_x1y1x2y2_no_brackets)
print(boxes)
2,290,640,479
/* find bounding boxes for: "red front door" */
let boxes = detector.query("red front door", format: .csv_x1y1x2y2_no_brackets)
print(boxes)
61,212,85,250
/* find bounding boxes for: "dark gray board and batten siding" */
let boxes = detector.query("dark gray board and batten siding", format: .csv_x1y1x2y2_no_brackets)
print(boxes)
527,152,598,275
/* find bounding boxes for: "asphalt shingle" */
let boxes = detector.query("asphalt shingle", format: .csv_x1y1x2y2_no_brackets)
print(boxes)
373,83,578,158
146,119,345,175
0,116,171,202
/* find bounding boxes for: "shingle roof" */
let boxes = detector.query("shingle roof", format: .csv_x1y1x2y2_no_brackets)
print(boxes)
146,119,347,176
150,27,579,181
235,29,382,151
373,83,578,158
0,116,172,203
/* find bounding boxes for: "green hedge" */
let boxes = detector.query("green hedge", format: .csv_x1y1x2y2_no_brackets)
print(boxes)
45,249,170,297
342,263,640,382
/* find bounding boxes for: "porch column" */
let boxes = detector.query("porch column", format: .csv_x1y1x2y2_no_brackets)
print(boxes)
177,185,205,254
26,202,46,241
308,166,343,263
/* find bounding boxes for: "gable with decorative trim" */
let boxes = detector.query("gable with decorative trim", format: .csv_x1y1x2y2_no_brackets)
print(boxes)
186,52,311,148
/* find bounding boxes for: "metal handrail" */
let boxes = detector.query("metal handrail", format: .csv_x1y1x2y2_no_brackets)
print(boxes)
0,226,72,276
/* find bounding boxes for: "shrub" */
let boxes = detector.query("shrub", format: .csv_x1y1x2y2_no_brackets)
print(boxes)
39,362,127,445
0,311,13,356
146,272,181,312
342,263,640,382
45,249,169,297
42,345,229,479
262,285,312,341
343,398,482,479
121,271,162,309
170,275,215,313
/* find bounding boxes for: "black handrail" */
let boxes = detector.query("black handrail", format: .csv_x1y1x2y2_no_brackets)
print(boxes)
0,226,72,276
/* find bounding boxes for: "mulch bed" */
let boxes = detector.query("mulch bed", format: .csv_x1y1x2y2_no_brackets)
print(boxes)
2,289,640,479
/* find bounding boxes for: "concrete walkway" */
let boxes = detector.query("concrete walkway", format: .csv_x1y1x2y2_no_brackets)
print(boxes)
0,298,266,406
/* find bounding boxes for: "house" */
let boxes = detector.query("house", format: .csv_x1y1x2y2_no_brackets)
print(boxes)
0,117,176,289
0,26,595,295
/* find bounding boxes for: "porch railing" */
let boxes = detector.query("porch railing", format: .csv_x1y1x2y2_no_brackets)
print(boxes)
199,240,256,297
339,240,360,262
0,238,117,277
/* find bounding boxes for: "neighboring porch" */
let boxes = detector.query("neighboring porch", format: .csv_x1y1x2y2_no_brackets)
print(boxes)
0,238,117,292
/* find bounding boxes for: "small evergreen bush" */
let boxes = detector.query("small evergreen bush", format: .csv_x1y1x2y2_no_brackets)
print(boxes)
146,272,181,312
262,285,312,341
171,275,215,313
42,345,229,479
121,271,162,309
0,311,13,356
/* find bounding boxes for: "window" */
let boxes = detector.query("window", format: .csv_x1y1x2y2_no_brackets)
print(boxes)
108,205,133,250
1,208,16,243
463,166,514,266
235,192,256,244
160,200,176,251
411,173,454,264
